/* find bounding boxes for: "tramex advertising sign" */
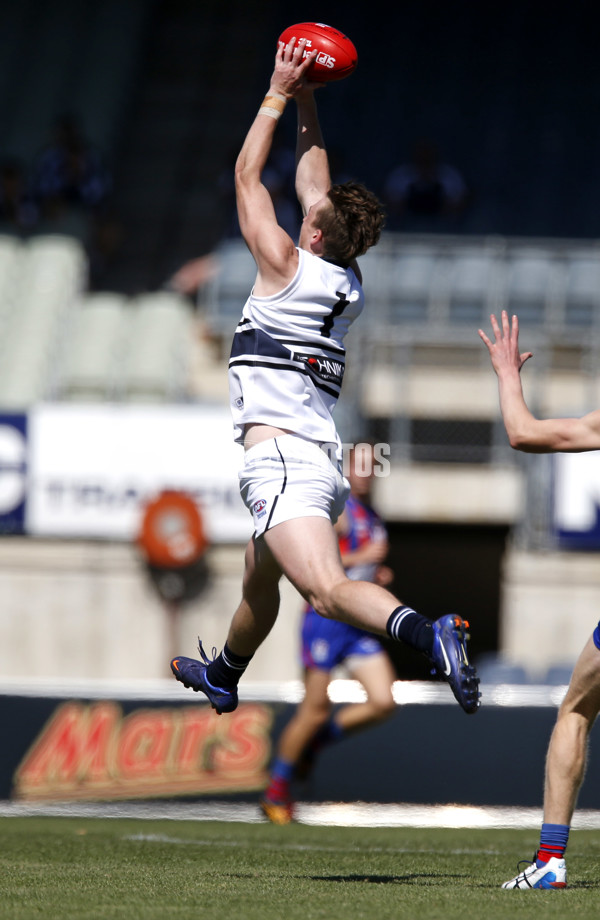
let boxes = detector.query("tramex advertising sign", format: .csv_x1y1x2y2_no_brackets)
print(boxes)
0,404,252,543
0,413,28,534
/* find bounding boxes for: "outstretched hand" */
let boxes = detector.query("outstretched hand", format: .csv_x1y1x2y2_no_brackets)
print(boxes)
478,310,533,377
271,36,322,98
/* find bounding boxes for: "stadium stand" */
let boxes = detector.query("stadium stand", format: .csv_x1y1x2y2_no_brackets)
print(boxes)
120,291,193,402
53,292,129,401
201,238,259,337
0,235,23,323
360,242,443,327
0,236,193,407
0,0,153,165
560,246,600,330
500,247,562,328
0,234,86,408
0,2,599,442
543,664,575,686
475,654,531,686
440,244,503,326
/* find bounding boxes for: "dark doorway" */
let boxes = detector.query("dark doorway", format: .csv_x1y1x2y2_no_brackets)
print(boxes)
381,522,510,679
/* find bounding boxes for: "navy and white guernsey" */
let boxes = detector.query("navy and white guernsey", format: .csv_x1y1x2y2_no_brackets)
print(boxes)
228,247,364,453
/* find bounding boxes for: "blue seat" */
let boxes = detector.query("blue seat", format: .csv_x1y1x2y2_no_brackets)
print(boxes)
476,654,530,685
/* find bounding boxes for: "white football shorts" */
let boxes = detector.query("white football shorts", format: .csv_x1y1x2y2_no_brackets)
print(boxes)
239,434,350,537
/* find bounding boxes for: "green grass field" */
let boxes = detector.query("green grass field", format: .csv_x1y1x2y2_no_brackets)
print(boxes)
1,817,598,920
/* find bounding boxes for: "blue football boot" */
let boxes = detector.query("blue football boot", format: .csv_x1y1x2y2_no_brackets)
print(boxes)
171,640,238,714
430,614,481,714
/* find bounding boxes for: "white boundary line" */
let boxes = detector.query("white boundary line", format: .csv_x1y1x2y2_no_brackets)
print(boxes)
2,800,600,829
0,678,568,707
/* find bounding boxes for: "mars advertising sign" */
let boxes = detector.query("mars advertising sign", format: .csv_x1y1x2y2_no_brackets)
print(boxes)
13,701,272,802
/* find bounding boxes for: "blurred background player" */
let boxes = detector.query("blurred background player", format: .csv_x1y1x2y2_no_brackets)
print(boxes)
480,310,600,890
260,443,397,824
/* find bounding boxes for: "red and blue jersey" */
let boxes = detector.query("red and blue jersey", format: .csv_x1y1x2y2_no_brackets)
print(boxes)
339,494,387,583
301,495,388,671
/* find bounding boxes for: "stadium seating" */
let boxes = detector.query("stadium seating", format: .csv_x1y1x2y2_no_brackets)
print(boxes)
120,292,194,402
1,228,600,424
500,248,562,327
0,235,24,323
0,234,87,408
440,246,502,326
360,242,443,326
53,292,129,401
543,664,574,686
202,238,257,335
0,238,201,409
475,654,531,685
560,247,600,329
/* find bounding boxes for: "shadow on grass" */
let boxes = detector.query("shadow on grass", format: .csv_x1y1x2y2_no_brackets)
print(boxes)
307,873,463,885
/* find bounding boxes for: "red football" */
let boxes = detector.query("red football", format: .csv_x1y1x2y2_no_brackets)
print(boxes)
277,22,358,82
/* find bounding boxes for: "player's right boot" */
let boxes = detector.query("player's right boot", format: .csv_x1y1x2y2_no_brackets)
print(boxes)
260,795,295,825
429,614,481,714
502,857,567,889
170,641,238,714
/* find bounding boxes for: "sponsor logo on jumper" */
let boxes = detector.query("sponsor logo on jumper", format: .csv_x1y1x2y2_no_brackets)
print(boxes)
14,700,273,801
296,353,344,386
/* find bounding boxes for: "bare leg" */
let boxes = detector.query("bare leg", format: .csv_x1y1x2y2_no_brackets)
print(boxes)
502,636,600,887
275,654,397,767
261,516,478,714
225,535,283,656
543,635,600,825
276,667,333,764
264,516,405,634
272,652,397,772
334,652,397,734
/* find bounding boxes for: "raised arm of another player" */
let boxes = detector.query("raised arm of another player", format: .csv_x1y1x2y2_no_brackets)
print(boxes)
479,310,600,452
235,38,316,294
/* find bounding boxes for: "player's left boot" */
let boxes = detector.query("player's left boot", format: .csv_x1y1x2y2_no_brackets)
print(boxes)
502,856,567,889
429,614,481,714
171,641,238,714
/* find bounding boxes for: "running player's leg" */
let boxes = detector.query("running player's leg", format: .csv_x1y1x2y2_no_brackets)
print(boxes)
278,667,333,763
260,668,331,824
293,648,397,789
261,666,332,823
336,651,397,734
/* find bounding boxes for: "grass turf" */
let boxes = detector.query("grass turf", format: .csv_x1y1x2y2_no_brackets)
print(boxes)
0,817,599,920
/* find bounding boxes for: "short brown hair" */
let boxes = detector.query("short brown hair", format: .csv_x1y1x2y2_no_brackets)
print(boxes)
317,181,385,264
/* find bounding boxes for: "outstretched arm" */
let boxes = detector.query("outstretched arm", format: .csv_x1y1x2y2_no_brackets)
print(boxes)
234,37,316,291
479,310,600,452
295,89,330,215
